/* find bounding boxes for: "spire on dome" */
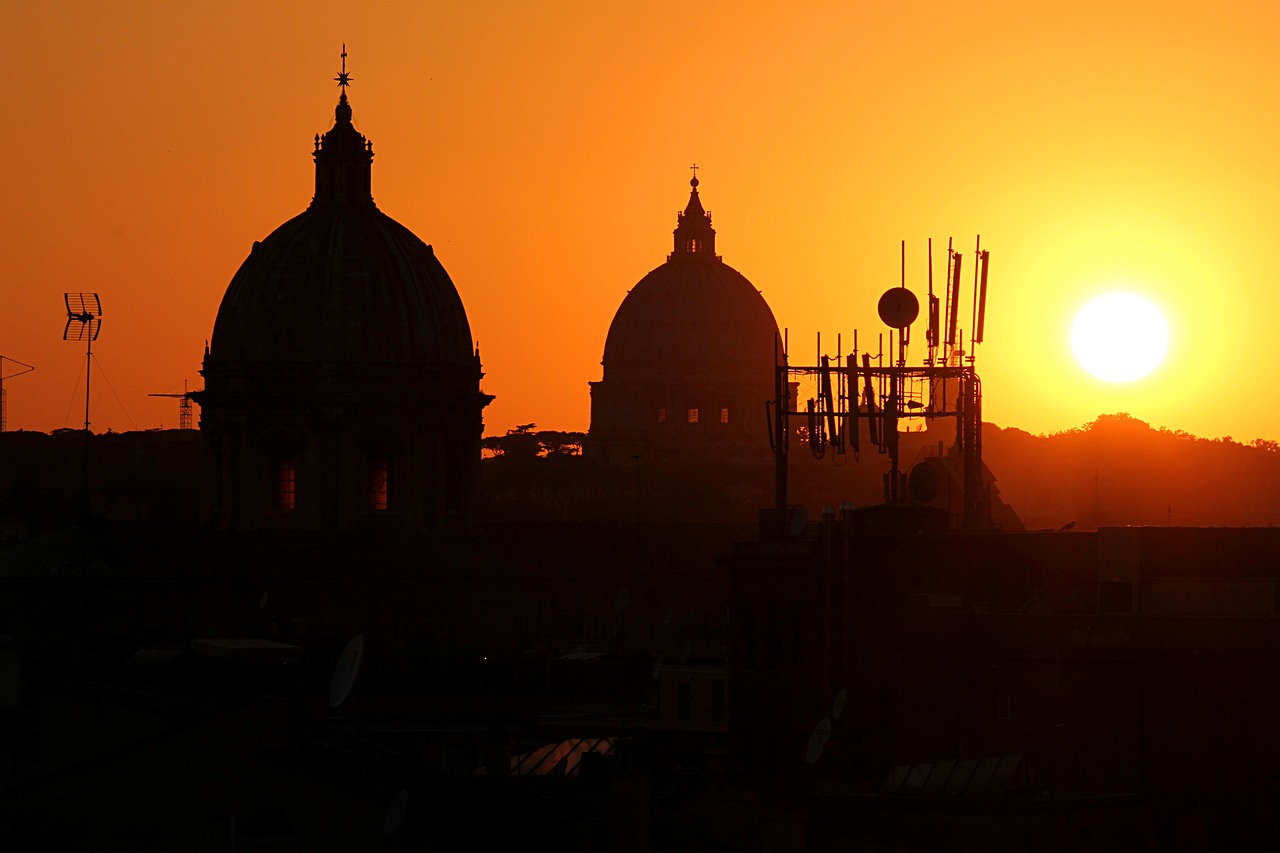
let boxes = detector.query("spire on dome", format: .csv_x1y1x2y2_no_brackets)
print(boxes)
334,43,353,90
671,165,716,259
311,46,375,209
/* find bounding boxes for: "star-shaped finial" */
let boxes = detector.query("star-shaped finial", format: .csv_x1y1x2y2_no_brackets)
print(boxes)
334,43,352,89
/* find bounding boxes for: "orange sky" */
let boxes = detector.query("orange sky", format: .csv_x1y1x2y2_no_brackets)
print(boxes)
6,1,1280,442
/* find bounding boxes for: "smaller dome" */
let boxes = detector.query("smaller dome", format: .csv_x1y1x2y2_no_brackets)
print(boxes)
603,260,779,380
601,176,780,380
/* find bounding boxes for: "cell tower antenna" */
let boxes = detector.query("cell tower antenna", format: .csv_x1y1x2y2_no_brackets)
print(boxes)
0,355,35,432
149,380,195,430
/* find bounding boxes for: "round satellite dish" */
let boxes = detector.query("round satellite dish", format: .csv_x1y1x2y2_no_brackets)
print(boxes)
789,505,809,537
383,789,408,838
328,634,365,709
878,287,920,329
806,718,832,765
258,591,269,610
652,654,664,680
908,461,941,505
831,688,848,721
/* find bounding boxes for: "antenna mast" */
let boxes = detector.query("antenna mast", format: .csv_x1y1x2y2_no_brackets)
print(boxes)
64,293,102,517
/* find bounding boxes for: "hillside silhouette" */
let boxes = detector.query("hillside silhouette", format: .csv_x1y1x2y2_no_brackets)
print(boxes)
985,412,1280,530
476,414,1280,530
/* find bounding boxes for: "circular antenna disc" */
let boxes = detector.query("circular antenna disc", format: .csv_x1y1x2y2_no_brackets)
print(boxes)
384,789,409,837
878,287,920,328
806,718,832,765
328,634,365,709
832,688,848,720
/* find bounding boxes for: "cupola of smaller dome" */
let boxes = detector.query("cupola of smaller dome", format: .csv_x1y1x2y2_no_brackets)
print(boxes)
671,166,716,258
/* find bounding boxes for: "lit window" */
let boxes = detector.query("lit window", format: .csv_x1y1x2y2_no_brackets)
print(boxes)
657,408,666,423
368,457,389,511
275,456,296,510
687,408,699,423
720,407,729,424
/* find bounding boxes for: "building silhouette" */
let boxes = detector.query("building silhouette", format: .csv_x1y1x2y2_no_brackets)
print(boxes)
196,80,490,533
588,174,781,466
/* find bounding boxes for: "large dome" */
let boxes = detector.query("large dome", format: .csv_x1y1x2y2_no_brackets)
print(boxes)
197,73,489,534
602,177,779,380
208,94,473,369
210,209,473,367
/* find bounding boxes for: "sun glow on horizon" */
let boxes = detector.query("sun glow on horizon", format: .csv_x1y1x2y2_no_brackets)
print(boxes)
1070,292,1170,383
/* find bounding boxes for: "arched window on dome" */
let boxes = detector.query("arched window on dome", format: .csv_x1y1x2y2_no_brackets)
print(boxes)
720,407,730,424
687,408,699,424
368,455,390,511
689,238,700,253
657,407,667,423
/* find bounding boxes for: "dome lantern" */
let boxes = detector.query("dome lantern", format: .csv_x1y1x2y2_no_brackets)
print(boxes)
312,47,374,209
671,165,716,258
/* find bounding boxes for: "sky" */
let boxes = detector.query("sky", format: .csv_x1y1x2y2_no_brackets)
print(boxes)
5,1,1280,441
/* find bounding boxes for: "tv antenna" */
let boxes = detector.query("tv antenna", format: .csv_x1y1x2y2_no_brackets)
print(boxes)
64,293,102,516
149,380,195,430
0,355,35,432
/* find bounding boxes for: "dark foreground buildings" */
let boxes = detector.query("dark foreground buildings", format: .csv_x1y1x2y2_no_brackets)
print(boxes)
5,69,1280,852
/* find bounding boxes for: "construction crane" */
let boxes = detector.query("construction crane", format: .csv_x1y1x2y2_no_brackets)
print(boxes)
149,380,195,430
0,355,35,432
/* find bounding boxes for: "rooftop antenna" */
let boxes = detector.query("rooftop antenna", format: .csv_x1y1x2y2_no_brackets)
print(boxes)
926,239,939,364
0,355,35,432
64,293,102,517
945,240,962,355
149,380,195,429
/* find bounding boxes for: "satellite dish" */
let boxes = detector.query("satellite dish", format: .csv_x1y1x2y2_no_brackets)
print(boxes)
328,634,365,709
877,287,920,328
383,789,408,838
651,654,664,680
832,689,848,721
908,461,941,505
789,505,809,537
258,590,269,610
806,718,832,765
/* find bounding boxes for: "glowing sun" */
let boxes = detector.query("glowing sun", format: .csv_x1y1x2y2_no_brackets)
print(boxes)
1071,292,1169,382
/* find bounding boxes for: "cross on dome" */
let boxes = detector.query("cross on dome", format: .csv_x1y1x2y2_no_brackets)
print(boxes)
334,44,353,90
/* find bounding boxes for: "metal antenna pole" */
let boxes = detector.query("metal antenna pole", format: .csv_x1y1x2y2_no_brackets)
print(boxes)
82,332,92,516
63,293,102,520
